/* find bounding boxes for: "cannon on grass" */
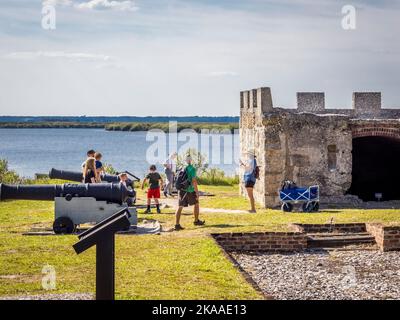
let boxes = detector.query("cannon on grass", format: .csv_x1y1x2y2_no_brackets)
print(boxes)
49,168,139,205
0,183,137,234
49,168,140,186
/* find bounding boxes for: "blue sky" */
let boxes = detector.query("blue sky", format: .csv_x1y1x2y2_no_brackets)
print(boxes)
0,0,399,116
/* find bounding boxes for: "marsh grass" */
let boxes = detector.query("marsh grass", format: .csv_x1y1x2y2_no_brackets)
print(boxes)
0,122,239,133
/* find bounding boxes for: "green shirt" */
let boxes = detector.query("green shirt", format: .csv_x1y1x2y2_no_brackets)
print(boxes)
185,164,197,192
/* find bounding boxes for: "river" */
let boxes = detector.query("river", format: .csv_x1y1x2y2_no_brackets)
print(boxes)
0,128,240,178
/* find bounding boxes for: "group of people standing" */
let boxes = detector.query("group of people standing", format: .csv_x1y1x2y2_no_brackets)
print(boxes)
140,152,204,231
80,148,257,231
81,149,128,184
82,149,103,183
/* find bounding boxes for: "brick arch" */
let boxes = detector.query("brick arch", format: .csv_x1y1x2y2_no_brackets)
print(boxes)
351,123,400,140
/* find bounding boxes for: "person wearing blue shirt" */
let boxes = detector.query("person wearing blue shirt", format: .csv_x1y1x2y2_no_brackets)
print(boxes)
94,152,104,182
240,151,257,213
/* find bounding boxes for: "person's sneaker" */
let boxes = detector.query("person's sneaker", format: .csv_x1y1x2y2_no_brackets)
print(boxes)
144,209,151,214
174,224,184,231
248,209,257,213
156,208,161,214
193,220,205,226
164,191,168,197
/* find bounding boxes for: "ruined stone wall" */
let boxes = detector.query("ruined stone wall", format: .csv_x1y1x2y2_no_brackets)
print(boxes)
262,112,352,206
239,87,400,208
297,92,325,113
239,88,271,206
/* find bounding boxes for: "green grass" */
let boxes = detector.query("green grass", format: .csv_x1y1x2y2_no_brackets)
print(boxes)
1,184,400,299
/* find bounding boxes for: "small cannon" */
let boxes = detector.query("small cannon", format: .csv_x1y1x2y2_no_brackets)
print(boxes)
0,183,137,234
49,168,139,186
49,168,138,205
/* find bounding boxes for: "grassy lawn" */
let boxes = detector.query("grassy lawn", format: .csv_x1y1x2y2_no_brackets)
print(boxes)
1,183,400,299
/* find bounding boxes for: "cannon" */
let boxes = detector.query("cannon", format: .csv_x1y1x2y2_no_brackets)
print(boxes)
49,168,138,205
0,183,137,234
49,168,139,186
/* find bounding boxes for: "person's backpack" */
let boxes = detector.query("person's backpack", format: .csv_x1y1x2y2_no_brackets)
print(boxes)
175,168,190,191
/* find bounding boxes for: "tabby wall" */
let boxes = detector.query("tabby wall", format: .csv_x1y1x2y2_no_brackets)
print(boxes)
239,87,400,208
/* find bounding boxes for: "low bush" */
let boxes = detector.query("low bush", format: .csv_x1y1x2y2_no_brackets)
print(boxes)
0,159,20,184
198,168,239,186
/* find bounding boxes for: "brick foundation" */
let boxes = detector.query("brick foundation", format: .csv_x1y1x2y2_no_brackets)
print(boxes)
212,224,400,253
291,223,366,234
366,223,400,252
211,232,307,252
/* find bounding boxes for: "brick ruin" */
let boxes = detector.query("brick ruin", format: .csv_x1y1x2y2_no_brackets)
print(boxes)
239,87,400,207
212,223,400,252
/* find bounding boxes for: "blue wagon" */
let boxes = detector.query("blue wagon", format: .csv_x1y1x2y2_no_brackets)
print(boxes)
279,184,320,212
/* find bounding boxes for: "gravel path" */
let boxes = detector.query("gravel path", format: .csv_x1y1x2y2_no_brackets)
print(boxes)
232,250,400,300
162,198,249,214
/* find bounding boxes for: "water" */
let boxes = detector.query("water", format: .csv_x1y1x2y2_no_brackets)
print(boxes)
0,128,240,178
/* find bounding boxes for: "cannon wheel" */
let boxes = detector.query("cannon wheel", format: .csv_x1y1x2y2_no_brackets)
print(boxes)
281,202,293,212
53,217,76,234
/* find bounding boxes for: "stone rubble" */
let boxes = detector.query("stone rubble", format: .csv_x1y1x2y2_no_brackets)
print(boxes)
232,249,400,300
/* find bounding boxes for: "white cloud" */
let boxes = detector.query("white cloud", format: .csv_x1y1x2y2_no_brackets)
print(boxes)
41,0,138,12
4,51,112,62
42,0,73,6
208,71,238,77
1,0,400,115
74,0,138,12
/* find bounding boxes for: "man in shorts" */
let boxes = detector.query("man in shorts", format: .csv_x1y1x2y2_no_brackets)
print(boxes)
174,156,205,231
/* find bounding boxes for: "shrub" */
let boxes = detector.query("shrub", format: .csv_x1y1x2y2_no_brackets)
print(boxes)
198,168,239,186
103,163,117,175
0,159,21,184
177,148,209,175
176,150,238,186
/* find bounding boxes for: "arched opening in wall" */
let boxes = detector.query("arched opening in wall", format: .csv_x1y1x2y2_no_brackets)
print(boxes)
348,136,400,201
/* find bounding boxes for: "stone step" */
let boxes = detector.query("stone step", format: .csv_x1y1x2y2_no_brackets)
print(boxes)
307,232,376,248
307,232,370,238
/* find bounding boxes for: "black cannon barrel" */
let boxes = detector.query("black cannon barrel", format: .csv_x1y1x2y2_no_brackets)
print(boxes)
0,183,134,204
49,168,83,182
49,168,134,185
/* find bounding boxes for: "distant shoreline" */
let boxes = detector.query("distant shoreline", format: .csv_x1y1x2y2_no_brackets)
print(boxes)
0,121,239,133
0,116,239,123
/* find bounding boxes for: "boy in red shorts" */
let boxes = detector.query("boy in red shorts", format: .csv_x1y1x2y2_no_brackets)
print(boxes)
141,164,163,213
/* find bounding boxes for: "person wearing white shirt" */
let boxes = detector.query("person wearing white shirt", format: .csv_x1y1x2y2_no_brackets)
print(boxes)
240,151,257,213
163,152,177,197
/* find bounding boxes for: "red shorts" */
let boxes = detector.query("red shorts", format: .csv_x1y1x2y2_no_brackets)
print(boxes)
147,187,160,199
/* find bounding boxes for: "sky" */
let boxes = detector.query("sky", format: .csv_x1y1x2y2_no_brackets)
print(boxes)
0,0,399,116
